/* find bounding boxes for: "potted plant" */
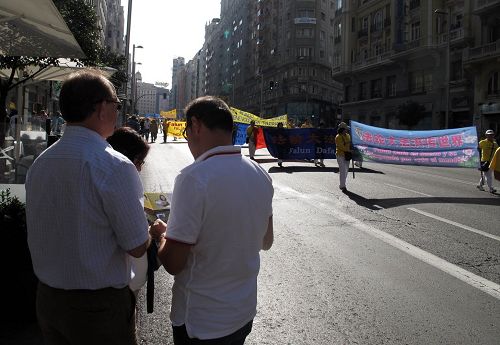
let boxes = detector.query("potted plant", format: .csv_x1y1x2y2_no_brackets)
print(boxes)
0,188,38,322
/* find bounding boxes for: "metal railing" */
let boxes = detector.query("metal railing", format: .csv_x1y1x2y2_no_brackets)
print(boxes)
463,40,500,62
475,0,500,12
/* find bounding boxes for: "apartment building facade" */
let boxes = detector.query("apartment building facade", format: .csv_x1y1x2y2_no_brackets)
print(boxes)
243,0,343,126
177,0,343,126
170,57,185,112
332,0,499,133
464,0,500,135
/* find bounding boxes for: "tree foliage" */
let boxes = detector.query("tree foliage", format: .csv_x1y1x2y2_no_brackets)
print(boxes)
397,101,426,129
0,0,127,145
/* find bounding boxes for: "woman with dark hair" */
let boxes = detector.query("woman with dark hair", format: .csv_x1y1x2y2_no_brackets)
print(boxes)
107,126,151,295
107,127,150,172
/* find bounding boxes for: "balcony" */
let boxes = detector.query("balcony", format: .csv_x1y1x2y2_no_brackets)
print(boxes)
473,0,500,14
439,27,468,45
351,50,394,72
294,17,317,25
463,40,500,64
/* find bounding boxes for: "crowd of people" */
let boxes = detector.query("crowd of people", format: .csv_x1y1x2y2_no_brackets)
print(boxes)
126,115,168,144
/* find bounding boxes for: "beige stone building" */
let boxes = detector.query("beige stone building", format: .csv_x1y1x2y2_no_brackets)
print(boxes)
464,0,500,136
332,0,487,130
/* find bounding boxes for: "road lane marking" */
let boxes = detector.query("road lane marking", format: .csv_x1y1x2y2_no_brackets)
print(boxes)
408,207,500,242
274,182,500,300
385,183,434,197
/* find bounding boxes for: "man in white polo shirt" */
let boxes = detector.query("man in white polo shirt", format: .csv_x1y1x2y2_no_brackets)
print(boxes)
151,96,274,344
26,70,150,345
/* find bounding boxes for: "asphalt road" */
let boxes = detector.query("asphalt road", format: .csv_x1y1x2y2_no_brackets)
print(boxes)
7,138,497,344
136,140,500,345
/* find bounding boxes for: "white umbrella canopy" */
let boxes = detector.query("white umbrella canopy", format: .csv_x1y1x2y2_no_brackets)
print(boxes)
0,0,85,58
0,60,116,82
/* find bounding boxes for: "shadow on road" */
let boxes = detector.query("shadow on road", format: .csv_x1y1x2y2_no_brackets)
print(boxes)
344,190,500,209
268,166,338,173
267,165,385,174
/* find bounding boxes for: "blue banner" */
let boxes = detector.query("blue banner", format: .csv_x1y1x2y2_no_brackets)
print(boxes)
263,128,338,160
350,121,479,168
233,123,249,146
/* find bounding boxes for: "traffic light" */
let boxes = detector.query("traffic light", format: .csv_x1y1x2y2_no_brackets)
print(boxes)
270,80,274,90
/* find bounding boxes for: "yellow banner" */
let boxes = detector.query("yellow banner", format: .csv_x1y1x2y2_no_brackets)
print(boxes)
161,109,177,119
230,107,287,127
167,121,186,138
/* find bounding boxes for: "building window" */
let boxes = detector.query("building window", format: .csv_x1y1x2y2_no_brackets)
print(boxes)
410,71,424,93
337,0,342,10
345,85,351,102
386,75,396,97
372,11,383,31
334,23,342,39
298,9,315,18
352,17,356,32
297,28,314,38
297,47,313,57
488,72,499,95
370,79,382,98
424,73,432,91
411,21,421,41
451,61,463,81
359,82,367,100
320,30,326,40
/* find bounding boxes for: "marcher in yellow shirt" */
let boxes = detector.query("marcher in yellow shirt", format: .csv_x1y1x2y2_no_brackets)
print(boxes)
489,147,500,182
477,129,499,193
335,122,351,192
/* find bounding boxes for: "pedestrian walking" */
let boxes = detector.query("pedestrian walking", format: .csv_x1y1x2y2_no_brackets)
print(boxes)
246,120,257,160
477,129,499,193
150,96,274,345
314,122,326,167
276,121,288,167
126,115,141,133
162,119,169,143
335,122,352,192
150,118,159,143
25,70,151,345
143,118,151,142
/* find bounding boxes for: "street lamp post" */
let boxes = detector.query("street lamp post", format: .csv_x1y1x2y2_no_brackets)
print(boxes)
133,62,142,114
259,72,264,116
131,44,143,114
435,9,451,129
122,0,133,124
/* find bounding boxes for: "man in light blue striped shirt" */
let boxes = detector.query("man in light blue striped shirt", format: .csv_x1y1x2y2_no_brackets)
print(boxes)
26,70,150,345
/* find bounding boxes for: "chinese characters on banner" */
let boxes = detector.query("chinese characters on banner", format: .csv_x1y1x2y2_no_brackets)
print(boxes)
350,121,480,168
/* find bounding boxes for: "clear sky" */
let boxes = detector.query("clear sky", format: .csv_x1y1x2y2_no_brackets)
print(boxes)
123,0,221,87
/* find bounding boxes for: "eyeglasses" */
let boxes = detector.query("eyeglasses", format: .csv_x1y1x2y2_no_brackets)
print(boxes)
182,127,188,140
106,99,122,111
96,99,122,111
